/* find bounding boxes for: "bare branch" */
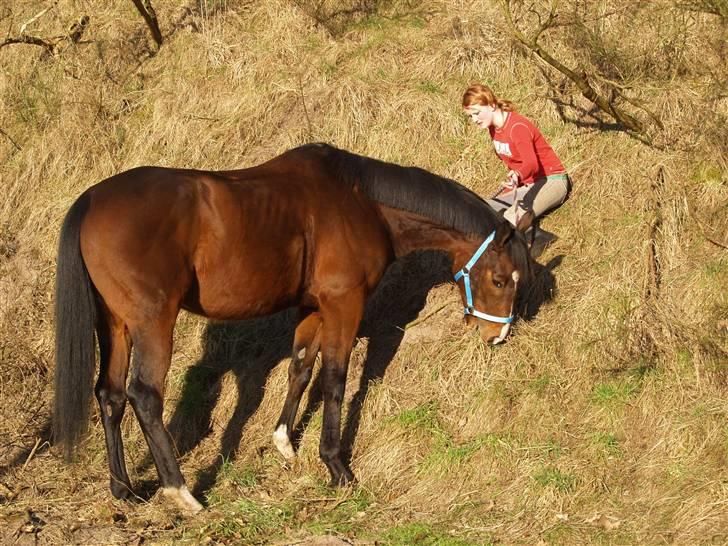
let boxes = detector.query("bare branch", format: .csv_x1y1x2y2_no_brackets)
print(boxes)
130,0,163,48
19,4,56,34
502,0,651,142
0,127,22,152
684,189,728,250
0,33,56,53
0,14,89,54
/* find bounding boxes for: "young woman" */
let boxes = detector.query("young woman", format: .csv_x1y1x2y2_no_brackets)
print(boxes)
462,83,570,256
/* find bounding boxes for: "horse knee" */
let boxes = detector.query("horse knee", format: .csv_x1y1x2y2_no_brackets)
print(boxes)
127,380,162,417
319,442,340,464
95,386,127,419
322,367,346,403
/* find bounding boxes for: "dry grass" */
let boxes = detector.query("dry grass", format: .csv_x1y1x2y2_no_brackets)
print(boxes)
1,0,726,544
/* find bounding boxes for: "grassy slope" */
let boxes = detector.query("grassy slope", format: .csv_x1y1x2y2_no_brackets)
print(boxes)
0,0,726,544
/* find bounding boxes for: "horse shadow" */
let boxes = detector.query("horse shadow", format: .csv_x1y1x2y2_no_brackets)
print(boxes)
160,249,560,499
162,310,296,498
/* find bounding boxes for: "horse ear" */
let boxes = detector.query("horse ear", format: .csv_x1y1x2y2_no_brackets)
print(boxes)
515,210,534,233
493,221,514,249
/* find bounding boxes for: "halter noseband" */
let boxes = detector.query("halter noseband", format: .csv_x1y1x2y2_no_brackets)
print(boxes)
453,231,514,324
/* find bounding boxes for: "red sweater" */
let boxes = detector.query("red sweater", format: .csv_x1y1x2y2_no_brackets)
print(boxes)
488,112,565,185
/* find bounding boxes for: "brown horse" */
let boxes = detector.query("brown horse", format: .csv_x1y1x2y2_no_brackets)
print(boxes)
53,143,533,513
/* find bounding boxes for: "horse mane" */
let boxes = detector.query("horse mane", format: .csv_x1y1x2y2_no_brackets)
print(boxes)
294,143,533,279
298,143,499,236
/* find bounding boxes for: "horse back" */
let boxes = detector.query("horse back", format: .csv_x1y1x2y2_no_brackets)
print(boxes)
79,158,393,325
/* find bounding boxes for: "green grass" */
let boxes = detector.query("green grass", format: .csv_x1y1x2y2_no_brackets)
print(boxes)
691,162,724,187
217,458,260,488
395,401,444,435
209,498,295,542
532,466,577,492
417,80,444,94
590,380,640,408
528,373,551,395
422,436,486,474
305,488,372,535
382,522,487,546
590,432,621,456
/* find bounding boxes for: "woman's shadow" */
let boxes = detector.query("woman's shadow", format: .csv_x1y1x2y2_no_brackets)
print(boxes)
163,250,559,500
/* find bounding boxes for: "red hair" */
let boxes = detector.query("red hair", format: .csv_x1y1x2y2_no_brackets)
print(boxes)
462,83,515,112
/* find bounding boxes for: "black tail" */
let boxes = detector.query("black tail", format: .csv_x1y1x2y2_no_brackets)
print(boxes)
53,193,97,461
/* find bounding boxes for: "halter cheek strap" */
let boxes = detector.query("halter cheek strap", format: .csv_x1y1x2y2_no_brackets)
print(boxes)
453,231,514,325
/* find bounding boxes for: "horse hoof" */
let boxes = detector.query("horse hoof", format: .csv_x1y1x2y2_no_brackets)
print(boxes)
329,471,356,488
272,425,296,460
110,482,134,501
162,485,204,514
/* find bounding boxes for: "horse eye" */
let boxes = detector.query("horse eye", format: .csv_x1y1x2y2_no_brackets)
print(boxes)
493,280,503,289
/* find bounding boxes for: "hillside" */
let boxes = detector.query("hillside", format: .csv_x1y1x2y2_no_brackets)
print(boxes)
1,1,726,544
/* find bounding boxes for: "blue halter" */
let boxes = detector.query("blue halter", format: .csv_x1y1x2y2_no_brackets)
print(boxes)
453,231,514,324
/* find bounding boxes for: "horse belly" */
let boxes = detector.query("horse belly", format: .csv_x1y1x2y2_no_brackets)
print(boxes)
187,238,305,320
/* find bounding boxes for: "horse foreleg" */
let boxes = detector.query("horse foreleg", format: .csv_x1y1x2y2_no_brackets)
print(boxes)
273,311,322,460
127,321,203,514
318,291,365,486
95,311,133,500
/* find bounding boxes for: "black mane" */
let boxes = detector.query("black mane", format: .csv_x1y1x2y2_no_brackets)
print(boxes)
302,143,501,238
296,143,533,279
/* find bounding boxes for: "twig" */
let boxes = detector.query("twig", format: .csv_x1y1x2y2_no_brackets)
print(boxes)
684,190,728,250
403,302,453,330
298,71,314,141
0,127,22,151
645,167,665,301
19,3,56,35
0,14,90,54
20,438,41,472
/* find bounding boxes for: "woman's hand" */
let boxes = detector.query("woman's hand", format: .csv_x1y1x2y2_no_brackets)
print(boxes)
506,170,520,187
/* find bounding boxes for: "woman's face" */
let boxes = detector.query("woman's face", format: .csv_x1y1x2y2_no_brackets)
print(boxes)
464,104,494,129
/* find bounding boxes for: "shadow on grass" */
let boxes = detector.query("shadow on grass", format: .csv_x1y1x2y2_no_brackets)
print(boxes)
141,249,560,501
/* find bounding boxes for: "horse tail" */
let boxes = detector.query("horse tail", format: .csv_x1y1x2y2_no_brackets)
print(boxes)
53,192,97,462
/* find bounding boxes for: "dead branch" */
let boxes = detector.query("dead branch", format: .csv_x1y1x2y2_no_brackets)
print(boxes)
0,127,22,152
0,34,56,53
502,0,653,143
130,0,163,48
0,15,90,54
645,167,665,301
684,190,728,250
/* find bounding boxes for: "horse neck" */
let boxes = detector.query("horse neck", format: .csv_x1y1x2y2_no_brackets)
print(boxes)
376,204,481,270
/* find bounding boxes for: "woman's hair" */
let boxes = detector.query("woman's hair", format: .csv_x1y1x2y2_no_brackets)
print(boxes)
462,83,516,112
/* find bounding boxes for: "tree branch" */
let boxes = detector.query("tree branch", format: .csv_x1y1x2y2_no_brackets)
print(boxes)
0,127,22,152
502,0,652,142
0,15,89,54
0,33,56,53
130,0,163,47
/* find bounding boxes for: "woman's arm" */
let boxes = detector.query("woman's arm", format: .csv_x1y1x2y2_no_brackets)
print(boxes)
510,122,539,183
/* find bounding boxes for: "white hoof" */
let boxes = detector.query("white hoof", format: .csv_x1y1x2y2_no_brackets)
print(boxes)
162,485,203,514
273,424,296,460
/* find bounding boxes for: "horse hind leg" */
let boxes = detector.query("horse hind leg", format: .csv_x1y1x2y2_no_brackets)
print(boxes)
273,311,322,460
127,319,203,514
95,311,133,500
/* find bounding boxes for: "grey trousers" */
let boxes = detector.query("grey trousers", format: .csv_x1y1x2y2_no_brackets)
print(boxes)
486,174,571,227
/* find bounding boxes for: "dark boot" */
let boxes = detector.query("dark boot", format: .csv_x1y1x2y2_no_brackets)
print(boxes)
530,228,558,259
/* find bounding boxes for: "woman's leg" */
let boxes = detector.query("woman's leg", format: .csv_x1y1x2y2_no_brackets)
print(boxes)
514,176,570,222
